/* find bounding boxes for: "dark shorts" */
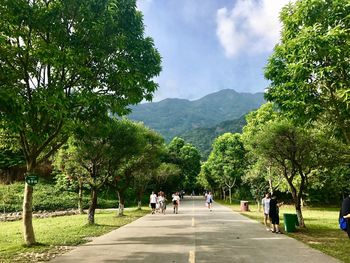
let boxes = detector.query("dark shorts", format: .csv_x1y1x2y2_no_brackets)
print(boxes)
151,203,156,209
270,214,279,225
173,200,178,205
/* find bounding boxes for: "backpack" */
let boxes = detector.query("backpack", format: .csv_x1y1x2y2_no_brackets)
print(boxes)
339,217,348,231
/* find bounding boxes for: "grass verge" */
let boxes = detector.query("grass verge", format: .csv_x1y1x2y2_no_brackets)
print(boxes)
0,208,149,263
218,200,349,263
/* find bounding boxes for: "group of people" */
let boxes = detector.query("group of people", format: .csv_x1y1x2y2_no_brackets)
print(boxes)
262,192,283,234
149,191,182,214
149,191,167,214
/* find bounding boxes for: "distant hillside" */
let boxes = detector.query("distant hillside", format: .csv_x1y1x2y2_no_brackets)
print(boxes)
128,89,264,141
181,116,247,159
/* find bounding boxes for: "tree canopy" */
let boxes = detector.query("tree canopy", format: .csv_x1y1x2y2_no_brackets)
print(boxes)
0,0,161,245
265,0,350,144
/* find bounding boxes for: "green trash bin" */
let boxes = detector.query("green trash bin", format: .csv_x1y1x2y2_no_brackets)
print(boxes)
283,213,297,232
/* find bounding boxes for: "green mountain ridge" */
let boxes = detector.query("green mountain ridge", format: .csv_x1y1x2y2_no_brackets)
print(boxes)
181,116,247,159
128,89,265,142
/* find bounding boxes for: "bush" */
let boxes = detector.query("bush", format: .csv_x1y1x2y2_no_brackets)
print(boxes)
0,181,119,213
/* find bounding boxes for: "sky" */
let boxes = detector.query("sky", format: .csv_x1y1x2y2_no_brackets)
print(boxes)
137,0,293,101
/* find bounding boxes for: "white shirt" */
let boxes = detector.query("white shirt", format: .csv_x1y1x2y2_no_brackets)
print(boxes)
158,196,165,203
150,194,157,204
262,197,270,214
172,195,180,202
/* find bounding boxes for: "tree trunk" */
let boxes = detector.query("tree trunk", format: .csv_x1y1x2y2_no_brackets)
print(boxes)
222,187,226,201
78,182,84,214
290,186,305,227
137,190,143,210
23,160,36,246
117,191,125,216
295,201,305,227
256,198,261,212
228,187,232,204
88,187,98,225
23,182,36,245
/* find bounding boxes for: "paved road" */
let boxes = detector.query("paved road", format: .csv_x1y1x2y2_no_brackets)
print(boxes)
51,197,340,263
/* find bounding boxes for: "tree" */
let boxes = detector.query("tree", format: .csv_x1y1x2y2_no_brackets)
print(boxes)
265,0,350,144
131,128,164,210
67,118,115,225
255,120,343,226
0,0,161,245
154,163,182,195
166,137,201,192
53,139,90,214
242,103,285,198
204,133,246,204
179,144,201,192
112,123,164,215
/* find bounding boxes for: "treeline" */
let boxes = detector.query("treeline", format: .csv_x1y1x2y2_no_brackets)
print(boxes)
198,0,350,228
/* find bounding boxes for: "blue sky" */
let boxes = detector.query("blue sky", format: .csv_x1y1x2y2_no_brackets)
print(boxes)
137,0,292,101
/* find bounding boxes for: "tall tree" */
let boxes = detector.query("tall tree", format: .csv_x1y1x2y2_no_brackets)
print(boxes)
111,122,163,216
265,0,350,144
0,0,161,245
255,120,343,226
204,133,246,204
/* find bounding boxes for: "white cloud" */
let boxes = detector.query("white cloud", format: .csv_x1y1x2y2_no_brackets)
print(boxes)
216,0,293,57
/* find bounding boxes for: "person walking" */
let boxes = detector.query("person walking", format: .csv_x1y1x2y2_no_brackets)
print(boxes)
262,192,271,231
172,192,180,214
206,192,213,211
150,191,157,214
158,191,166,215
340,195,350,238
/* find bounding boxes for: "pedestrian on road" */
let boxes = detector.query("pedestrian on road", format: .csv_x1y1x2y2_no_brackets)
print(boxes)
206,192,213,211
340,195,350,238
262,192,271,231
150,191,157,214
158,191,166,215
172,192,180,214
269,195,283,234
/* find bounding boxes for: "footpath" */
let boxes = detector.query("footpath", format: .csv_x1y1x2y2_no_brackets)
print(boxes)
51,197,340,263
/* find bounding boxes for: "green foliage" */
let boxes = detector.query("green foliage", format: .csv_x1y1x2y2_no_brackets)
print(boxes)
166,137,201,192
153,163,182,194
201,133,246,195
265,0,350,144
0,181,122,213
182,116,246,159
129,89,264,141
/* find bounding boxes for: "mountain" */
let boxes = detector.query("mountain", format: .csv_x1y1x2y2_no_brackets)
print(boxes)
181,115,247,159
128,89,265,141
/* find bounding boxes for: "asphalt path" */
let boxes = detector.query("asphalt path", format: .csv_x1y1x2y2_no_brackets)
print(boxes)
51,196,340,263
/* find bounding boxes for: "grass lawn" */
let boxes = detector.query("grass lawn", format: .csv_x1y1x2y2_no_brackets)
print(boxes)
0,208,149,263
219,200,349,263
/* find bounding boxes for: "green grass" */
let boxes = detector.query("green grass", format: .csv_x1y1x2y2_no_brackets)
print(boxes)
219,200,349,263
0,208,149,263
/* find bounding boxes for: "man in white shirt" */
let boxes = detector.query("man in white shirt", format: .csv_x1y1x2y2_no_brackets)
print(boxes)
150,191,157,214
262,192,271,231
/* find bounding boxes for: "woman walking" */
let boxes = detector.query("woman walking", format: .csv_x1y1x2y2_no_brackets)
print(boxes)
172,192,180,214
206,192,213,211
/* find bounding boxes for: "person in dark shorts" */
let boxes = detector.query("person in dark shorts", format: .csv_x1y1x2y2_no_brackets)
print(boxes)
340,195,350,238
269,195,283,234
150,191,157,214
